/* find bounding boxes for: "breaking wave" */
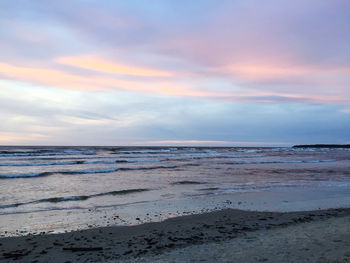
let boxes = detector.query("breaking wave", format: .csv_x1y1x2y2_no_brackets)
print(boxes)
224,159,336,165
0,188,150,209
0,165,178,179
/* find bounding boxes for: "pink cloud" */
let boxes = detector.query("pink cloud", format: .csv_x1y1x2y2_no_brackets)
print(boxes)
341,109,350,114
0,61,227,97
0,132,50,144
0,59,350,105
1,1,350,108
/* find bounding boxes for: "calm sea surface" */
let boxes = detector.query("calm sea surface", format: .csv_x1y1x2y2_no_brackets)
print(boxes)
1,146,350,236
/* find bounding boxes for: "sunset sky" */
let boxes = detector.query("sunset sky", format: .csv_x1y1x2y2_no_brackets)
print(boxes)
0,0,349,146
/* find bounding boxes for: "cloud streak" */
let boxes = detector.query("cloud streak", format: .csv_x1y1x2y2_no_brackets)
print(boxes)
1,59,349,106
56,56,173,77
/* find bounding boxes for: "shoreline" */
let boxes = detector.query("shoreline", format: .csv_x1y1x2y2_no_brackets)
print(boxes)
1,207,350,262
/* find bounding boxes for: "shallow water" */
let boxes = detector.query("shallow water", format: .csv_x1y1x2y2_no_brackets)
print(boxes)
1,146,350,236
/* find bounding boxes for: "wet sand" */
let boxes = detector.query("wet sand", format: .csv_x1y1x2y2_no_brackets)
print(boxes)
1,208,350,262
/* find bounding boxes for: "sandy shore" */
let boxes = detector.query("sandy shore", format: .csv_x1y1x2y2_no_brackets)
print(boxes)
1,208,350,262
125,214,350,263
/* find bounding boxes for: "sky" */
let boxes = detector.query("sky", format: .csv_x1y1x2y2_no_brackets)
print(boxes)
0,0,349,146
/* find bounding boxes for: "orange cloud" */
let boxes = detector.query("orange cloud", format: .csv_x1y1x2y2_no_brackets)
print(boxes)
0,61,227,97
0,61,349,105
0,62,99,91
56,56,173,77
0,61,150,91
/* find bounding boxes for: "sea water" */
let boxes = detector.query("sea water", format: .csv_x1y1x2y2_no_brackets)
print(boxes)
0,146,350,236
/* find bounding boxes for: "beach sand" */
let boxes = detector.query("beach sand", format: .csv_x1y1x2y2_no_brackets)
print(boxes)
1,208,350,262
125,213,350,263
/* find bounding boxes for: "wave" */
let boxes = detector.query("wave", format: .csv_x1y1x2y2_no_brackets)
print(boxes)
217,183,311,193
192,184,308,195
224,159,337,165
116,148,175,154
0,172,52,178
304,159,337,163
0,188,150,209
83,160,126,164
116,165,177,171
214,154,265,159
112,153,205,158
2,156,119,161
0,154,265,168
0,200,151,216
0,158,166,167
83,159,162,164
199,180,350,195
172,181,206,185
60,168,118,175
0,161,81,167
0,153,264,163
0,149,96,157
199,187,220,191
0,165,178,179
112,153,264,160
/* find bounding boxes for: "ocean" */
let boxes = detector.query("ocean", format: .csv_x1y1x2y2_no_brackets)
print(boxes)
1,146,350,236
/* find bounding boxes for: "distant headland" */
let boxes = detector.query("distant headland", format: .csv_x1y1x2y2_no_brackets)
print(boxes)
293,144,350,148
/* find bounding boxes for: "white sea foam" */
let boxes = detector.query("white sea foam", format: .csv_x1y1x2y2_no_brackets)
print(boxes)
116,149,173,154
225,159,337,165
0,161,78,167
